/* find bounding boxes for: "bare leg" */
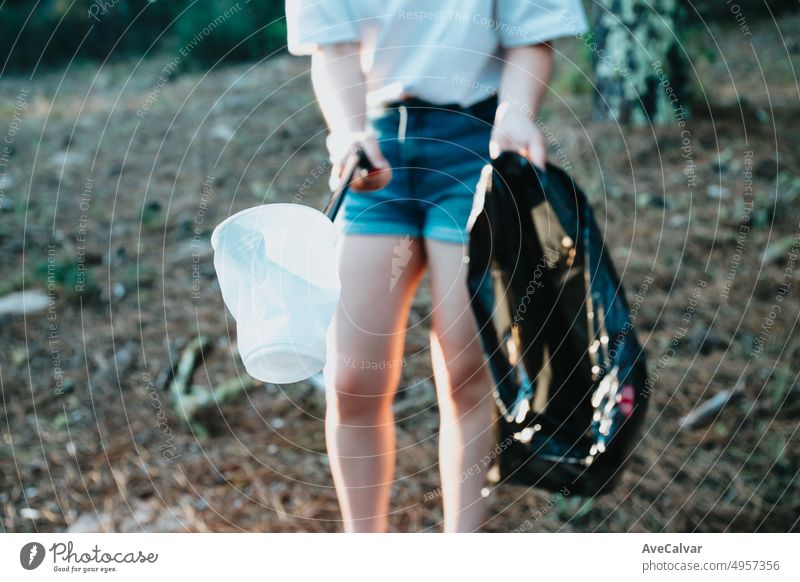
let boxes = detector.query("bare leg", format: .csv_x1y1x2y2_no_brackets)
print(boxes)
324,234,426,532
426,239,494,533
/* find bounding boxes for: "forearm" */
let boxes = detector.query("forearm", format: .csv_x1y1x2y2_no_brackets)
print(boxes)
496,43,553,121
310,42,367,136
490,44,553,166
309,42,391,191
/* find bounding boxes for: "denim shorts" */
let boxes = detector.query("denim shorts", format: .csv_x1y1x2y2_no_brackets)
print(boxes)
336,95,497,245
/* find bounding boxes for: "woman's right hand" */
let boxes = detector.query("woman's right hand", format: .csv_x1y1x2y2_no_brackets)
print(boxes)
328,132,392,193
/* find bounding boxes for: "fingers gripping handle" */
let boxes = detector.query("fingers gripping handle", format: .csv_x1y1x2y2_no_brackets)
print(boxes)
322,146,375,221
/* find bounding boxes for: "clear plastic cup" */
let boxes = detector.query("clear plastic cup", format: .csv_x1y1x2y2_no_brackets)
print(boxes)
211,203,341,383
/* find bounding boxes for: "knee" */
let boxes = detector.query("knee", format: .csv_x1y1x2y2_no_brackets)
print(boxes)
326,369,393,425
441,360,492,412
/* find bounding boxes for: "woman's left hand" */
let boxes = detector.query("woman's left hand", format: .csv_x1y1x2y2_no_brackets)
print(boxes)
489,101,547,169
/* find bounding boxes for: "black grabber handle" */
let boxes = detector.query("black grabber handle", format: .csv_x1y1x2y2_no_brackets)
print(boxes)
322,146,375,221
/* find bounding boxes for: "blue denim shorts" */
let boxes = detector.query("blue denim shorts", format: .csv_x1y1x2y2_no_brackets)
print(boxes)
336,95,496,245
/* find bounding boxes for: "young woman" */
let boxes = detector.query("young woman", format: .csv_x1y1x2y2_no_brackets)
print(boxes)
286,0,588,532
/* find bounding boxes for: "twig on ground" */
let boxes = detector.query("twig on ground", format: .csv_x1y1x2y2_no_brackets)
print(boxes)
679,380,746,432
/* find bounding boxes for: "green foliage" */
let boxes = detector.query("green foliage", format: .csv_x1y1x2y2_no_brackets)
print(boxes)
172,0,287,68
1,0,169,73
0,0,287,75
33,255,99,301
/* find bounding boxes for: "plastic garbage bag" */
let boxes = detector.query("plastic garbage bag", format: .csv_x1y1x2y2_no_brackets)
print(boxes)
466,152,649,496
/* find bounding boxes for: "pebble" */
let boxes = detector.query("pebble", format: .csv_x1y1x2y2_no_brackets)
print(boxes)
0,290,50,316
707,184,730,199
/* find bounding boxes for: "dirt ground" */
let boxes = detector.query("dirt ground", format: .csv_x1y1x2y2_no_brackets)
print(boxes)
1,12,799,532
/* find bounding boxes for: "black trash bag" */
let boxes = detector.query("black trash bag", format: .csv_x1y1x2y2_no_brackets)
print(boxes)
466,152,649,497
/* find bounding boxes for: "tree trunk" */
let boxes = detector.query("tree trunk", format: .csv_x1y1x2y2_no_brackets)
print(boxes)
590,0,687,126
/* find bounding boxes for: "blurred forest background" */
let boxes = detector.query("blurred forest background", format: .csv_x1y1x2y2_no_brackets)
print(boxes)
1,1,799,532
1,0,287,72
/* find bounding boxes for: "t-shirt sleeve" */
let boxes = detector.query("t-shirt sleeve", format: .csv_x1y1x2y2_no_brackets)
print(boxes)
285,0,360,55
496,0,589,47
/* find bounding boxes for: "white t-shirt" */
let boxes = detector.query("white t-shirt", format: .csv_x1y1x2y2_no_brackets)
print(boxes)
286,0,589,108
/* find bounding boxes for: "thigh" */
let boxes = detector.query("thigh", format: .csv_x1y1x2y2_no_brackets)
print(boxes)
325,234,427,395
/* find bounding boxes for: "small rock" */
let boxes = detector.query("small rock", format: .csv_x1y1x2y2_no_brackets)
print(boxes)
635,194,652,209
20,508,41,520
707,184,730,199
209,124,235,141
636,193,673,209
114,344,137,371
49,150,87,168
0,290,50,316
668,215,688,228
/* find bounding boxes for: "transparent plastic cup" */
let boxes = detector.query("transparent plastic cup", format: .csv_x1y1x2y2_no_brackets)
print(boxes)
211,203,341,384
